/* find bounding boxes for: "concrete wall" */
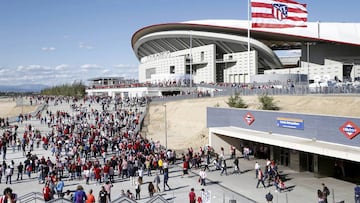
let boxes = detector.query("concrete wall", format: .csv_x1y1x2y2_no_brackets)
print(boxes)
207,107,360,148
139,45,216,84
209,132,243,157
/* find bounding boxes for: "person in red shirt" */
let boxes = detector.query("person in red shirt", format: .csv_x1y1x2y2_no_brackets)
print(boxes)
103,164,110,183
43,183,52,202
94,166,102,184
182,161,189,177
189,188,196,203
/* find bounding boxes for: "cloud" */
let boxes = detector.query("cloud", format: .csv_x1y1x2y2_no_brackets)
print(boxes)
41,47,56,51
275,49,301,57
113,64,137,69
0,67,11,74
79,42,94,49
0,63,139,86
101,69,110,74
113,64,138,79
55,64,69,71
16,65,51,72
81,64,100,70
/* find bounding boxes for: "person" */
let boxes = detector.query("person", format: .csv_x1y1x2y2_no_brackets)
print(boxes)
135,179,141,200
73,185,87,203
182,160,189,177
5,166,12,184
212,158,221,170
220,159,227,176
153,172,161,192
322,183,330,203
198,188,207,203
158,158,163,174
189,188,196,203
16,162,23,181
317,189,325,203
256,168,266,188
63,190,73,201
120,190,126,197
163,171,171,191
138,167,144,184
265,191,273,203
203,153,211,172
0,187,17,203
0,164,2,184
197,188,205,203
98,186,108,203
56,177,64,198
85,189,95,203
126,190,134,199
274,176,285,192
355,184,360,203
103,181,113,201
254,161,260,178
43,182,52,202
233,157,240,174
230,145,236,159
148,182,155,197
243,147,250,160
199,168,206,186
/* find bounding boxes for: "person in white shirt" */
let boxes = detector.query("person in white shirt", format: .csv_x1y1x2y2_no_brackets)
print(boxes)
254,162,260,179
199,168,207,186
5,166,12,184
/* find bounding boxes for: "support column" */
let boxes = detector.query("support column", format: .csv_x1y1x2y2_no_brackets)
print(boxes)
313,154,319,177
289,150,300,171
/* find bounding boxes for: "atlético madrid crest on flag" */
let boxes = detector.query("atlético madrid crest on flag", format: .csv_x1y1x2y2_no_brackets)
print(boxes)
272,3,288,21
251,0,308,28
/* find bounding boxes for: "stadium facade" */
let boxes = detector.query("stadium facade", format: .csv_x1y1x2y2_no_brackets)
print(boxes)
132,20,360,85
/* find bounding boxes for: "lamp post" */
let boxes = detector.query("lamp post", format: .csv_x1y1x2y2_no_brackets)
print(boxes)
21,94,24,115
163,104,168,150
307,42,310,85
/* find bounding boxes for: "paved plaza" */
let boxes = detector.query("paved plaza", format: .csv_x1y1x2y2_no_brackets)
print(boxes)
0,99,357,203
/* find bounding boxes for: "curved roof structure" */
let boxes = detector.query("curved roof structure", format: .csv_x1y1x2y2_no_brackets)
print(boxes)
132,20,360,70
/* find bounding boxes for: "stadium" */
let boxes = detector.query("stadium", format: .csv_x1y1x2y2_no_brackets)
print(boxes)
132,20,360,86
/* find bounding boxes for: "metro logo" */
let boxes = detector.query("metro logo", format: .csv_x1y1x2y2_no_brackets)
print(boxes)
243,112,255,126
339,121,360,140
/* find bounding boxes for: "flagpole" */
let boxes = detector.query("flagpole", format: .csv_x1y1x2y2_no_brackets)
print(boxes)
247,0,251,84
190,30,193,88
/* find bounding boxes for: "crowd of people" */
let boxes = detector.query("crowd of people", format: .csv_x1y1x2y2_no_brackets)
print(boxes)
1,95,178,202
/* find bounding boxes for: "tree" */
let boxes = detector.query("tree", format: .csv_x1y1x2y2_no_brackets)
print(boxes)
258,94,279,110
226,92,248,108
41,81,86,98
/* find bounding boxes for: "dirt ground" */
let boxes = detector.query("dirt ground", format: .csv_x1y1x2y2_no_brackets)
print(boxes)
142,95,360,152
0,98,37,118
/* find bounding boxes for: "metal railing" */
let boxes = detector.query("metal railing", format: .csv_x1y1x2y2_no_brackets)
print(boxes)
17,192,44,203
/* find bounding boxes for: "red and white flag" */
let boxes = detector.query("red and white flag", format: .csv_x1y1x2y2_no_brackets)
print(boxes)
251,0,308,28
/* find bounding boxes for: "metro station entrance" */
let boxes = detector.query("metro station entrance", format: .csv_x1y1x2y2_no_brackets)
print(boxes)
300,152,314,172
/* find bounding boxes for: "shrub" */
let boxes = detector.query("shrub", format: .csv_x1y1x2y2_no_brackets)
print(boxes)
258,94,279,110
226,93,248,108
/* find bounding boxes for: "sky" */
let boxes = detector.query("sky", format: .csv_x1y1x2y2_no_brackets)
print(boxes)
1,0,360,86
